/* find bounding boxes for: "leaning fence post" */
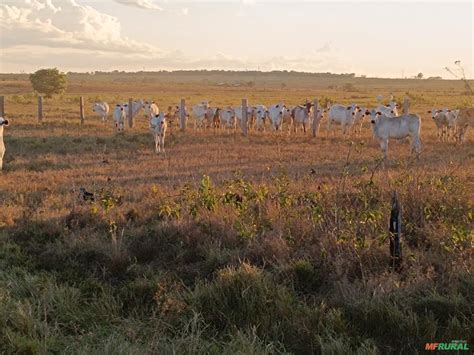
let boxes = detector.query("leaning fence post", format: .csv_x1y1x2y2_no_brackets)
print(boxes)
389,191,402,270
179,99,186,131
402,97,409,115
0,96,4,117
38,96,43,122
80,96,85,124
128,98,134,128
242,98,248,136
312,98,320,137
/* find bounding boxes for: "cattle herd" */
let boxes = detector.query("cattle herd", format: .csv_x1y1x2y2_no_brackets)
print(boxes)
0,97,473,170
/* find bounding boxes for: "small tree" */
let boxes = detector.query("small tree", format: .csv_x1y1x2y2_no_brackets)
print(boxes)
29,68,67,98
416,72,423,79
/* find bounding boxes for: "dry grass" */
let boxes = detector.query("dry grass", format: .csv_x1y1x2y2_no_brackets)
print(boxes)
0,73,473,354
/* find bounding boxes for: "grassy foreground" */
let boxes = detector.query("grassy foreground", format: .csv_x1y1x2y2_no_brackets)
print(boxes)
1,169,473,354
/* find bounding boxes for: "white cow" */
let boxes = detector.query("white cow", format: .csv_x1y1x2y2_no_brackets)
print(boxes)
455,107,474,143
192,102,211,130
92,102,110,122
376,101,399,117
353,107,368,133
0,117,9,170
143,101,159,118
234,106,255,130
268,103,285,131
369,110,421,159
216,107,236,129
150,113,167,153
253,105,268,131
123,100,143,120
282,106,293,133
428,108,449,140
446,109,459,139
292,102,313,133
113,104,126,132
327,104,360,134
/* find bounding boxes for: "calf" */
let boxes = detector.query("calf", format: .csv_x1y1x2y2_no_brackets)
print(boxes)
368,110,421,159
234,106,255,131
352,107,368,133
123,100,143,120
253,105,268,131
150,112,167,153
327,104,359,134
192,102,210,130
0,117,9,170
446,109,459,140
268,103,285,131
113,104,126,132
292,102,313,133
455,107,474,143
92,102,110,122
216,107,236,129
428,108,449,141
143,101,160,118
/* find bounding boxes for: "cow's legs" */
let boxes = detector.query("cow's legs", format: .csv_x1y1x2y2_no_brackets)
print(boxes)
380,139,388,159
326,119,333,136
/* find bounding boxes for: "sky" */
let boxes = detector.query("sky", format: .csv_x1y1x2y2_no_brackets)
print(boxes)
0,0,472,78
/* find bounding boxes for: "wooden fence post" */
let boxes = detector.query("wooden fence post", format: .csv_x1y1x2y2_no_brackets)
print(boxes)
180,99,186,131
312,98,320,137
242,98,248,136
389,191,402,270
402,97,409,115
38,96,43,122
128,98,134,128
80,96,85,124
0,96,4,117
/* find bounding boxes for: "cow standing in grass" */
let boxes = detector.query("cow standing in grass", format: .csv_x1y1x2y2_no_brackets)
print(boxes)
368,110,421,159
292,102,313,133
113,104,126,132
150,113,167,153
327,104,360,135
143,101,160,119
253,105,268,131
268,103,285,131
455,107,474,143
0,117,9,170
428,108,449,141
215,107,236,130
92,102,110,122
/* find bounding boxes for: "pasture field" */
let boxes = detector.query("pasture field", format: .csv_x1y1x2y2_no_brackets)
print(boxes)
0,72,473,354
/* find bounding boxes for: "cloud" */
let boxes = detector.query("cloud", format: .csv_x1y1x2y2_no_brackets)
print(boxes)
0,0,160,54
0,0,350,75
113,0,163,11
